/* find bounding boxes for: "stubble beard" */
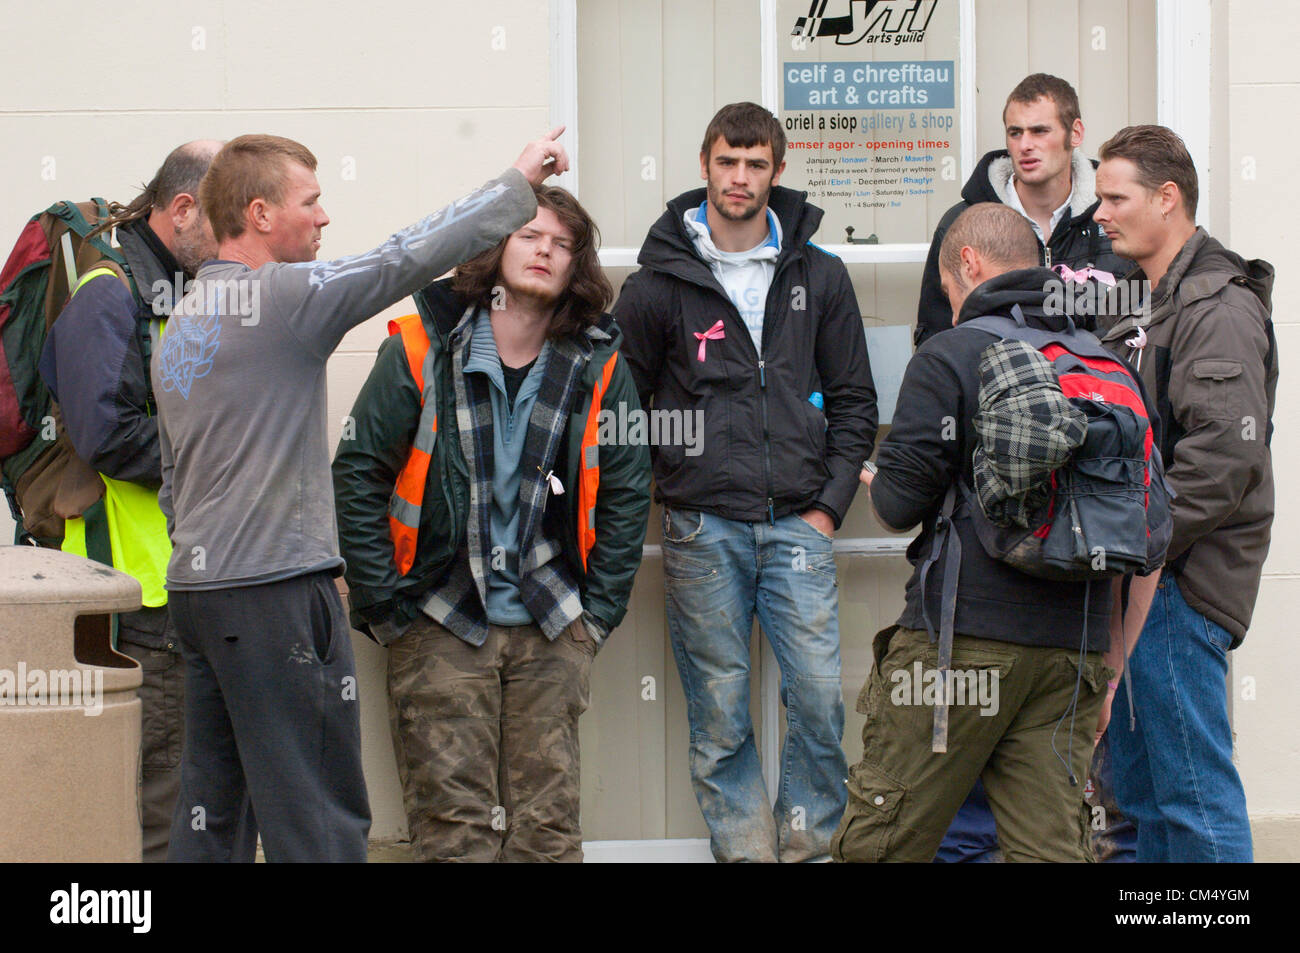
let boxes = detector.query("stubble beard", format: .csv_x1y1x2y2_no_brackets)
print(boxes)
709,180,769,223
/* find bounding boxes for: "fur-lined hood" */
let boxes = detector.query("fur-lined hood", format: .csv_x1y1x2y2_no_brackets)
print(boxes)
962,148,1100,223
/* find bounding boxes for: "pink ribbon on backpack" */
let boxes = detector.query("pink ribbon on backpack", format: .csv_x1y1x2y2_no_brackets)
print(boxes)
694,320,726,362
1053,263,1116,286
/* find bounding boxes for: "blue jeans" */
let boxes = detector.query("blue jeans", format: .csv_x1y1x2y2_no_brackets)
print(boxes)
662,506,847,862
1107,575,1252,862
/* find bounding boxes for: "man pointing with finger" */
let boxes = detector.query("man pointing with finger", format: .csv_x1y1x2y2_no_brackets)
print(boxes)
159,130,568,862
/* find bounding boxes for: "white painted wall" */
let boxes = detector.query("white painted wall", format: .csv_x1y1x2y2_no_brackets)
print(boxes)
1221,0,1300,829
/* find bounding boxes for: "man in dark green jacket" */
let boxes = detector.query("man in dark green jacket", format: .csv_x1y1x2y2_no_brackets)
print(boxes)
1094,125,1275,862
333,186,650,862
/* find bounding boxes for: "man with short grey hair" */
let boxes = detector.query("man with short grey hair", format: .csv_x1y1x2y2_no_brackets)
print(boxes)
838,203,1131,862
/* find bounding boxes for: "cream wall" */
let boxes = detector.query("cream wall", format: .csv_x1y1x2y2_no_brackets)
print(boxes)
1221,0,1300,845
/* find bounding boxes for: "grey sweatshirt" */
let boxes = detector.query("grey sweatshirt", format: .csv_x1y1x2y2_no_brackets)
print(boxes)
154,168,537,590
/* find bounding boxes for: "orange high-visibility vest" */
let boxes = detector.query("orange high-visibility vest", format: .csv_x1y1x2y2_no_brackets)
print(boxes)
577,349,619,570
387,314,618,575
388,314,437,575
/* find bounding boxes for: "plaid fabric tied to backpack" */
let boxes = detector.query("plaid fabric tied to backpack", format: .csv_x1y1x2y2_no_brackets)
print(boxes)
919,304,1173,752
972,340,1088,529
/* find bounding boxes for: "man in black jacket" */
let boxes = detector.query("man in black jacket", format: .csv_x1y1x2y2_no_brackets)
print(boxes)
614,102,877,862
918,74,1137,862
915,74,1130,347
835,203,1123,862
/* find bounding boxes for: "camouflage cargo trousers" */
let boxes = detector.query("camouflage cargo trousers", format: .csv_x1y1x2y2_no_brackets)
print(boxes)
388,615,594,862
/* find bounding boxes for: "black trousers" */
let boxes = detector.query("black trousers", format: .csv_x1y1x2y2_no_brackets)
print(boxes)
166,571,371,862
117,607,184,863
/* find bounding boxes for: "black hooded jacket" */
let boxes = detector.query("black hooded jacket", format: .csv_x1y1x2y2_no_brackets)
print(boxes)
873,267,1119,650
613,186,877,528
914,149,1132,346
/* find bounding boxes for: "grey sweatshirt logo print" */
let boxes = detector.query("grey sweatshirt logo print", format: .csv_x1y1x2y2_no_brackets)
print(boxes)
156,311,221,400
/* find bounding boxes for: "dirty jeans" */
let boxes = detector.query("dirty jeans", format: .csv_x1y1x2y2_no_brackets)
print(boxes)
662,507,847,863
1107,575,1252,862
833,627,1109,863
388,615,593,862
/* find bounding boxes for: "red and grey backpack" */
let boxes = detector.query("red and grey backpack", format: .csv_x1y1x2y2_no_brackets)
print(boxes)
920,305,1172,752
0,199,137,545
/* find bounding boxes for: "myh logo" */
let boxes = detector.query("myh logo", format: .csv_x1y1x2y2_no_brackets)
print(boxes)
792,0,937,46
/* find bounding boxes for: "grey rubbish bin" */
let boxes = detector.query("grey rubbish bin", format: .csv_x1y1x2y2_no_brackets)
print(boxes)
0,545,143,861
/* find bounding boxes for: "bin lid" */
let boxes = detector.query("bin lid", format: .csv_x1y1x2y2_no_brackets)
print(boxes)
0,546,141,611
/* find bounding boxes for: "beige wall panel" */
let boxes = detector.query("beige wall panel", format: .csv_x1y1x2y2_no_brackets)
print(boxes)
1127,0,1158,124
1255,326,1300,574
713,0,765,107
661,0,719,206
577,0,762,247
1232,575,1300,816
1209,0,1231,237
1227,0,1300,84
839,558,915,752
352,632,407,840
617,0,666,248
1228,86,1299,321
579,547,672,840
1028,0,1081,82
1078,0,1133,150
1,0,547,113
0,0,227,112
975,0,1030,157
218,0,549,110
973,0,1156,160
326,352,387,449
577,0,628,242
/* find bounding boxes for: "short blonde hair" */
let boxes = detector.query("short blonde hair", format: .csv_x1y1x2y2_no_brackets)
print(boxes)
199,134,318,242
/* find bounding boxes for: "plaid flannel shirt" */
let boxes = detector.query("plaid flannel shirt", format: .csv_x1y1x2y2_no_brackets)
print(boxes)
418,307,589,645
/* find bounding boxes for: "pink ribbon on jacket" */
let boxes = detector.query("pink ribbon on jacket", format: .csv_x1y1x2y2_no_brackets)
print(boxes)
1053,262,1116,286
694,320,726,362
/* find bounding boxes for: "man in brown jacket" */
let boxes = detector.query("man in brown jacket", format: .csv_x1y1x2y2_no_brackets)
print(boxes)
1094,125,1275,862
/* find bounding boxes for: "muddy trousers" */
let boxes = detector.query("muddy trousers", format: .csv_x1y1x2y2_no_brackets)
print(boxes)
388,615,593,862
166,571,371,862
833,626,1110,863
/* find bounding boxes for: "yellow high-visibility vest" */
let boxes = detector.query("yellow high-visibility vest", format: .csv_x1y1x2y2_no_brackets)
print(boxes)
59,267,171,606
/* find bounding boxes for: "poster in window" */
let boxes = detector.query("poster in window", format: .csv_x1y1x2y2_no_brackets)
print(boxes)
777,0,964,245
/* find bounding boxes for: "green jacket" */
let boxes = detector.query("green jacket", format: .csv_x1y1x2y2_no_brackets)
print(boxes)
1098,229,1276,643
332,278,651,639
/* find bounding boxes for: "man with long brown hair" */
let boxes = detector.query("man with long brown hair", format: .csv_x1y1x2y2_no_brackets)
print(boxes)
333,186,650,861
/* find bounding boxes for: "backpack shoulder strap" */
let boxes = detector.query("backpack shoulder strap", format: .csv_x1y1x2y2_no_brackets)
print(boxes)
917,482,963,754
